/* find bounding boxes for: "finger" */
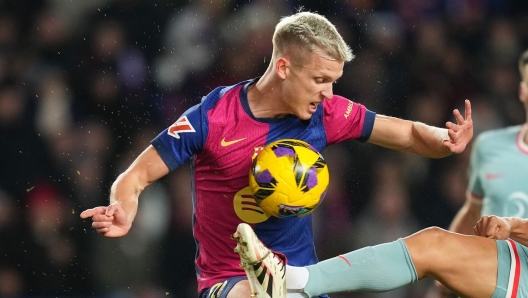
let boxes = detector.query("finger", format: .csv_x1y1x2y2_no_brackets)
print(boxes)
445,121,459,132
465,99,472,121
474,217,488,235
474,223,483,236
485,224,499,238
495,221,503,235
92,214,114,222
106,204,116,217
92,221,113,229
447,129,457,141
80,207,107,219
453,108,465,124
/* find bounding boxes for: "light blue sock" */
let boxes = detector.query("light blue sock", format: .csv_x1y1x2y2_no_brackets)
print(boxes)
303,238,418,297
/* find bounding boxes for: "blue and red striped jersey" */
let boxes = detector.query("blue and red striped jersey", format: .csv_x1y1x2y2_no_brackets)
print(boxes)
151,79,375,293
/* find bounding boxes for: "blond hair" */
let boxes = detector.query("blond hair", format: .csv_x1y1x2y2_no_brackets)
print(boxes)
272,11,354,64
520,49,528,81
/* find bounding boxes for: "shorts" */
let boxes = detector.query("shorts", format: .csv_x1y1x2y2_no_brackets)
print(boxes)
492,239,528,297
199,276,247,298
198,275,330,298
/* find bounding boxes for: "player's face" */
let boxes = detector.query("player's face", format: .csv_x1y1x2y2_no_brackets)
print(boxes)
283,53,344,120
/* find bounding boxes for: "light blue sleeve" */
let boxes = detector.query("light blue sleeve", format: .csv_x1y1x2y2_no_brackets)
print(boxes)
467,135,484,198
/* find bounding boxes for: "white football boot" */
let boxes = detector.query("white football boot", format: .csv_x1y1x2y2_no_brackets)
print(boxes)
233,223,287,298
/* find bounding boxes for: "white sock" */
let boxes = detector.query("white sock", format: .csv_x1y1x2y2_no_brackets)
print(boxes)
287,293,307,298
286,265,309,290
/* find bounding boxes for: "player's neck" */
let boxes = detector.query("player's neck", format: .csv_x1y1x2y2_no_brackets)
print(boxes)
247,72,287,118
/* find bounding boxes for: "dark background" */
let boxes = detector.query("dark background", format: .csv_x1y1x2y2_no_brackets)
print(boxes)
1,0,527,297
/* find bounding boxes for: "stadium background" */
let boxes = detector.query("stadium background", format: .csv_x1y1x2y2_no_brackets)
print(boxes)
1,0,527,297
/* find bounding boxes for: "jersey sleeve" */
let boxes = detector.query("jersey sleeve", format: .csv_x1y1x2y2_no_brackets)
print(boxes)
151,103,207,171
322,95,376,144
467,135,484,200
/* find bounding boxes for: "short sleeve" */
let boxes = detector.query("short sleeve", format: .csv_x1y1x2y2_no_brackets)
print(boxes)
467,136,484,199
151,104,206,171
323,95,376,144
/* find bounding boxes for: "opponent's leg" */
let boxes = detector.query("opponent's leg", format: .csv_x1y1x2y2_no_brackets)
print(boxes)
233,224,501,298
300,238,419,297
404,227,497,298
292,227,499,298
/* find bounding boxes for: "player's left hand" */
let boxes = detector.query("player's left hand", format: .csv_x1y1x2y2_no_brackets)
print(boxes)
474,215,511,240
442,99,473,154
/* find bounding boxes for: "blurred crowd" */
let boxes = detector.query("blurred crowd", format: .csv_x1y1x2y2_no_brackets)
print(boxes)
1,0,527,297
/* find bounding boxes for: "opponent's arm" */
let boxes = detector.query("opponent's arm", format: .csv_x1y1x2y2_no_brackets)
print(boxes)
367,100,473,158
449,191,483,235
506,218,528,246
80,145,170,237
474,216,528,247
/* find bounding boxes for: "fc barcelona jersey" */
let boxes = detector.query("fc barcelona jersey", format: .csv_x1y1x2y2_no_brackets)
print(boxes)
151,78,376,293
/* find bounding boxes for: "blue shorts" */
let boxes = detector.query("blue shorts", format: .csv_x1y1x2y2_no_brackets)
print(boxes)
199,276,247,298
492,239,528,297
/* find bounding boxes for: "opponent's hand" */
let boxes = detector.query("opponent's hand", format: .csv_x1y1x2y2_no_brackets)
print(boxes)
80,202,131,237
442,99,473,154
474,215,511,240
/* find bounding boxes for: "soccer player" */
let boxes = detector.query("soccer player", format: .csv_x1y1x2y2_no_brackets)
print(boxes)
80,11,473,298
234,215,528,298
434,48,528,296
450,48,528,239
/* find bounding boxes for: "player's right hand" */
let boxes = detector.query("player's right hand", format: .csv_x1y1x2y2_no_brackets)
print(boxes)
80,202,131,237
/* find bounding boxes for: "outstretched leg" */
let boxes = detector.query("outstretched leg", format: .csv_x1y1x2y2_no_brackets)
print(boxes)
299,227,499,298
234,224,502,298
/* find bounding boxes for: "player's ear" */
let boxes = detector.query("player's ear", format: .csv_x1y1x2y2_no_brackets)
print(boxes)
275,57,289,80
520,81,527,102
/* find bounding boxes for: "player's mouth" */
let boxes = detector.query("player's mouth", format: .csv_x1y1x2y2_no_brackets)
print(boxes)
309,102,319,111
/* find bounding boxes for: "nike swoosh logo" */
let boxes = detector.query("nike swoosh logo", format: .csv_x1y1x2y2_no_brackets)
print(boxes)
486,173,504,180
338,255,352,267
221,137,247,147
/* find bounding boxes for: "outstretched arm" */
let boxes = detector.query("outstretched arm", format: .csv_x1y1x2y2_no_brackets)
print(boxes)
474,215,528,246
367,100,473,158
80,145,170,237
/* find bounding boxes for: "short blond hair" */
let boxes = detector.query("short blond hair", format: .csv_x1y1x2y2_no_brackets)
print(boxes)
519,49,528,81
272,11,354,64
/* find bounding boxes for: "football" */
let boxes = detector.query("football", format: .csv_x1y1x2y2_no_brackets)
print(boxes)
249,139,329,218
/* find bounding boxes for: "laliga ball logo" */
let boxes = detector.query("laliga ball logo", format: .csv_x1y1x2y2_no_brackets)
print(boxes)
248,139,329,218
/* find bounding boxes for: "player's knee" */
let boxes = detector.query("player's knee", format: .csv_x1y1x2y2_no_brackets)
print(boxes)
410,227,450,253
406,227,450,275
420,226,448,242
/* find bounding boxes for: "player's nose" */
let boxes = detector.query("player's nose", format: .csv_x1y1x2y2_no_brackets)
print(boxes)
321,84,333,100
